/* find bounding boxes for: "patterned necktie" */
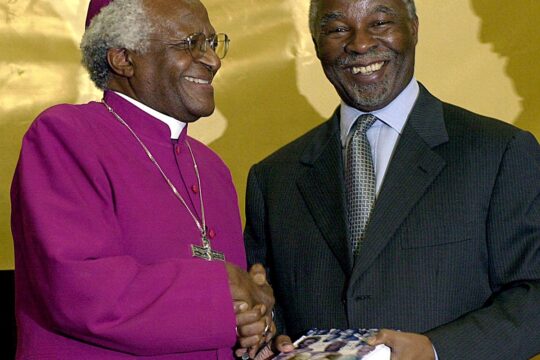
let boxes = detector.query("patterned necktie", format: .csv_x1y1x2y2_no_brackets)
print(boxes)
346,114,377,256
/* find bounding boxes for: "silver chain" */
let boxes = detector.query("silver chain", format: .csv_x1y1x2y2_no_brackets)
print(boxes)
101,100,207,239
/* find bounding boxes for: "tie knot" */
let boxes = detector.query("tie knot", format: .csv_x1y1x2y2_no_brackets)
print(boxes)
356,114,377,134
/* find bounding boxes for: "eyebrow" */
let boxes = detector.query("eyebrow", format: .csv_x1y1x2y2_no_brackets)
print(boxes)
319,5,398,29
371,5,397,16
319,11,345,28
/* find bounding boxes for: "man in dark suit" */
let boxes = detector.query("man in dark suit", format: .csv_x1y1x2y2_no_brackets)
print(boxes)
244,0,540,359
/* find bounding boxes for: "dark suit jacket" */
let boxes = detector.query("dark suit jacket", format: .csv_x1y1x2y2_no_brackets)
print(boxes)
244,84,540,359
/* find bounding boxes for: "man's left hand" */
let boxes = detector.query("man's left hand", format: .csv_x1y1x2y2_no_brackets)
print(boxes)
233,264,276,359
253,335,295,360
368,329,435,360
234,302,274,358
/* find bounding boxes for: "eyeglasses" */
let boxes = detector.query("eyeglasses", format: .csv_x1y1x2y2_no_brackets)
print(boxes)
163,33,230,59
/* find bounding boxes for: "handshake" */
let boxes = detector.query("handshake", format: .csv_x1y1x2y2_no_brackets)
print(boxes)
226,263,294,360
226,263,436,360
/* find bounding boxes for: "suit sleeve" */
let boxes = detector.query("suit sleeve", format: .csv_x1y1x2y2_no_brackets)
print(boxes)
426,131,540,359
244,165,267,268
244,165,288,335
11,112,237,355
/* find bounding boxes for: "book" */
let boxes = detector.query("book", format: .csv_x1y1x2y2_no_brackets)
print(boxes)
274,328,391,360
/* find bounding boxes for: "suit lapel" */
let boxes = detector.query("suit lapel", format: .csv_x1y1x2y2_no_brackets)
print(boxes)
350,85,449,282
297,111,353,276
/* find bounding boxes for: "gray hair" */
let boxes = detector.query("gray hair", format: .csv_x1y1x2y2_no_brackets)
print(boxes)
80,0,154,90
309,0,417,38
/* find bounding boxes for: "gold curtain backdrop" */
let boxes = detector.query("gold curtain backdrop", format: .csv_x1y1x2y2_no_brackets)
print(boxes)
1,0,539,274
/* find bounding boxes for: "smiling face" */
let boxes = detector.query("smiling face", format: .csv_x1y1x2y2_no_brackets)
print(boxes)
313,0,418,111
126,0,221,122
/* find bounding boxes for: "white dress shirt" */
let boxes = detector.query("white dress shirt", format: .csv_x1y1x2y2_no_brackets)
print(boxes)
340,78,420,194
340,79,439,359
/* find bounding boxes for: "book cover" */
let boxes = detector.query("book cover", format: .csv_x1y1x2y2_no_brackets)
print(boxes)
274,328,391,360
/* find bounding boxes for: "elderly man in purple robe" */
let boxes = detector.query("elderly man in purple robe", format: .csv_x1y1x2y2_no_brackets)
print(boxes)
10,0,282,358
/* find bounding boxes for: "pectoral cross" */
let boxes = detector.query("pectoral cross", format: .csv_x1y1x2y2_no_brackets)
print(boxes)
191,234,225,261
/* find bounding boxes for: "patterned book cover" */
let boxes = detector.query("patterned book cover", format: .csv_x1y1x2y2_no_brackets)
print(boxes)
274,328,391,360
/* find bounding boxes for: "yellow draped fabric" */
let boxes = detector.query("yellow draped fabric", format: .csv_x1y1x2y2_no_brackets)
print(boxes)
1,0,539,275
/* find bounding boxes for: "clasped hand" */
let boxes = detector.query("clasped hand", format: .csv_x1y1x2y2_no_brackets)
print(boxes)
226,263,276,359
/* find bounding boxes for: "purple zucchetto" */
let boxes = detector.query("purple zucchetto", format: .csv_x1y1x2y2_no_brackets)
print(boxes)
85,0,113,28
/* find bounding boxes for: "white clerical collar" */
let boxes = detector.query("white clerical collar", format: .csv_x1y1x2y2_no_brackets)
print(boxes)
340,78,419,146
113,91,186,139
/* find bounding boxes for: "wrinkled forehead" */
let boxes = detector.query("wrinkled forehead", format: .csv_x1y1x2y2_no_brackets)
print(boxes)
143,0,202,16
144,0,214,35
318,0,407,16
315,0,412,34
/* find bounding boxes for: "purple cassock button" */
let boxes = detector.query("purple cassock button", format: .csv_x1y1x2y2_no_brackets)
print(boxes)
191,185,199,194
208,229,216,239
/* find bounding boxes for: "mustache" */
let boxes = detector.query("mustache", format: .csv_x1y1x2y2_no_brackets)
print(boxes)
336,49,396,67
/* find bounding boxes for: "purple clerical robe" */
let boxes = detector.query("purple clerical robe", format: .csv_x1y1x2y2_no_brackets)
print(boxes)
11,91,245,359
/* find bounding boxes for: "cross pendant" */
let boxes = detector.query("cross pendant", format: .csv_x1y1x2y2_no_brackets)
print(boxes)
191,235,225,261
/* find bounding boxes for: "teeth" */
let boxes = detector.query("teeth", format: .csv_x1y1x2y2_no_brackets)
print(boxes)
352,62,384,75
185,76,210,84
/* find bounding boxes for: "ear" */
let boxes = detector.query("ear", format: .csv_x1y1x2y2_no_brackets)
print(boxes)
312,36,321,59
107,48,135,78
410,16,419,45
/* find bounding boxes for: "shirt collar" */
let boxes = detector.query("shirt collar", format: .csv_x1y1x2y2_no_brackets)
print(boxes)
113,91,186,139
340,78,419,146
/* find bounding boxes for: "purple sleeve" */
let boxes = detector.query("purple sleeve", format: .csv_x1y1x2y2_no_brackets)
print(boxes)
11,109,237,356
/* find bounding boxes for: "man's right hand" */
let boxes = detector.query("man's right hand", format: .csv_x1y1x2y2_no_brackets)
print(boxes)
226,262,274,311
226,262,275,358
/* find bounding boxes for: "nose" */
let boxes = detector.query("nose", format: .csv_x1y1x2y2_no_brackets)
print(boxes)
345,27,378,54
199,47,221,74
